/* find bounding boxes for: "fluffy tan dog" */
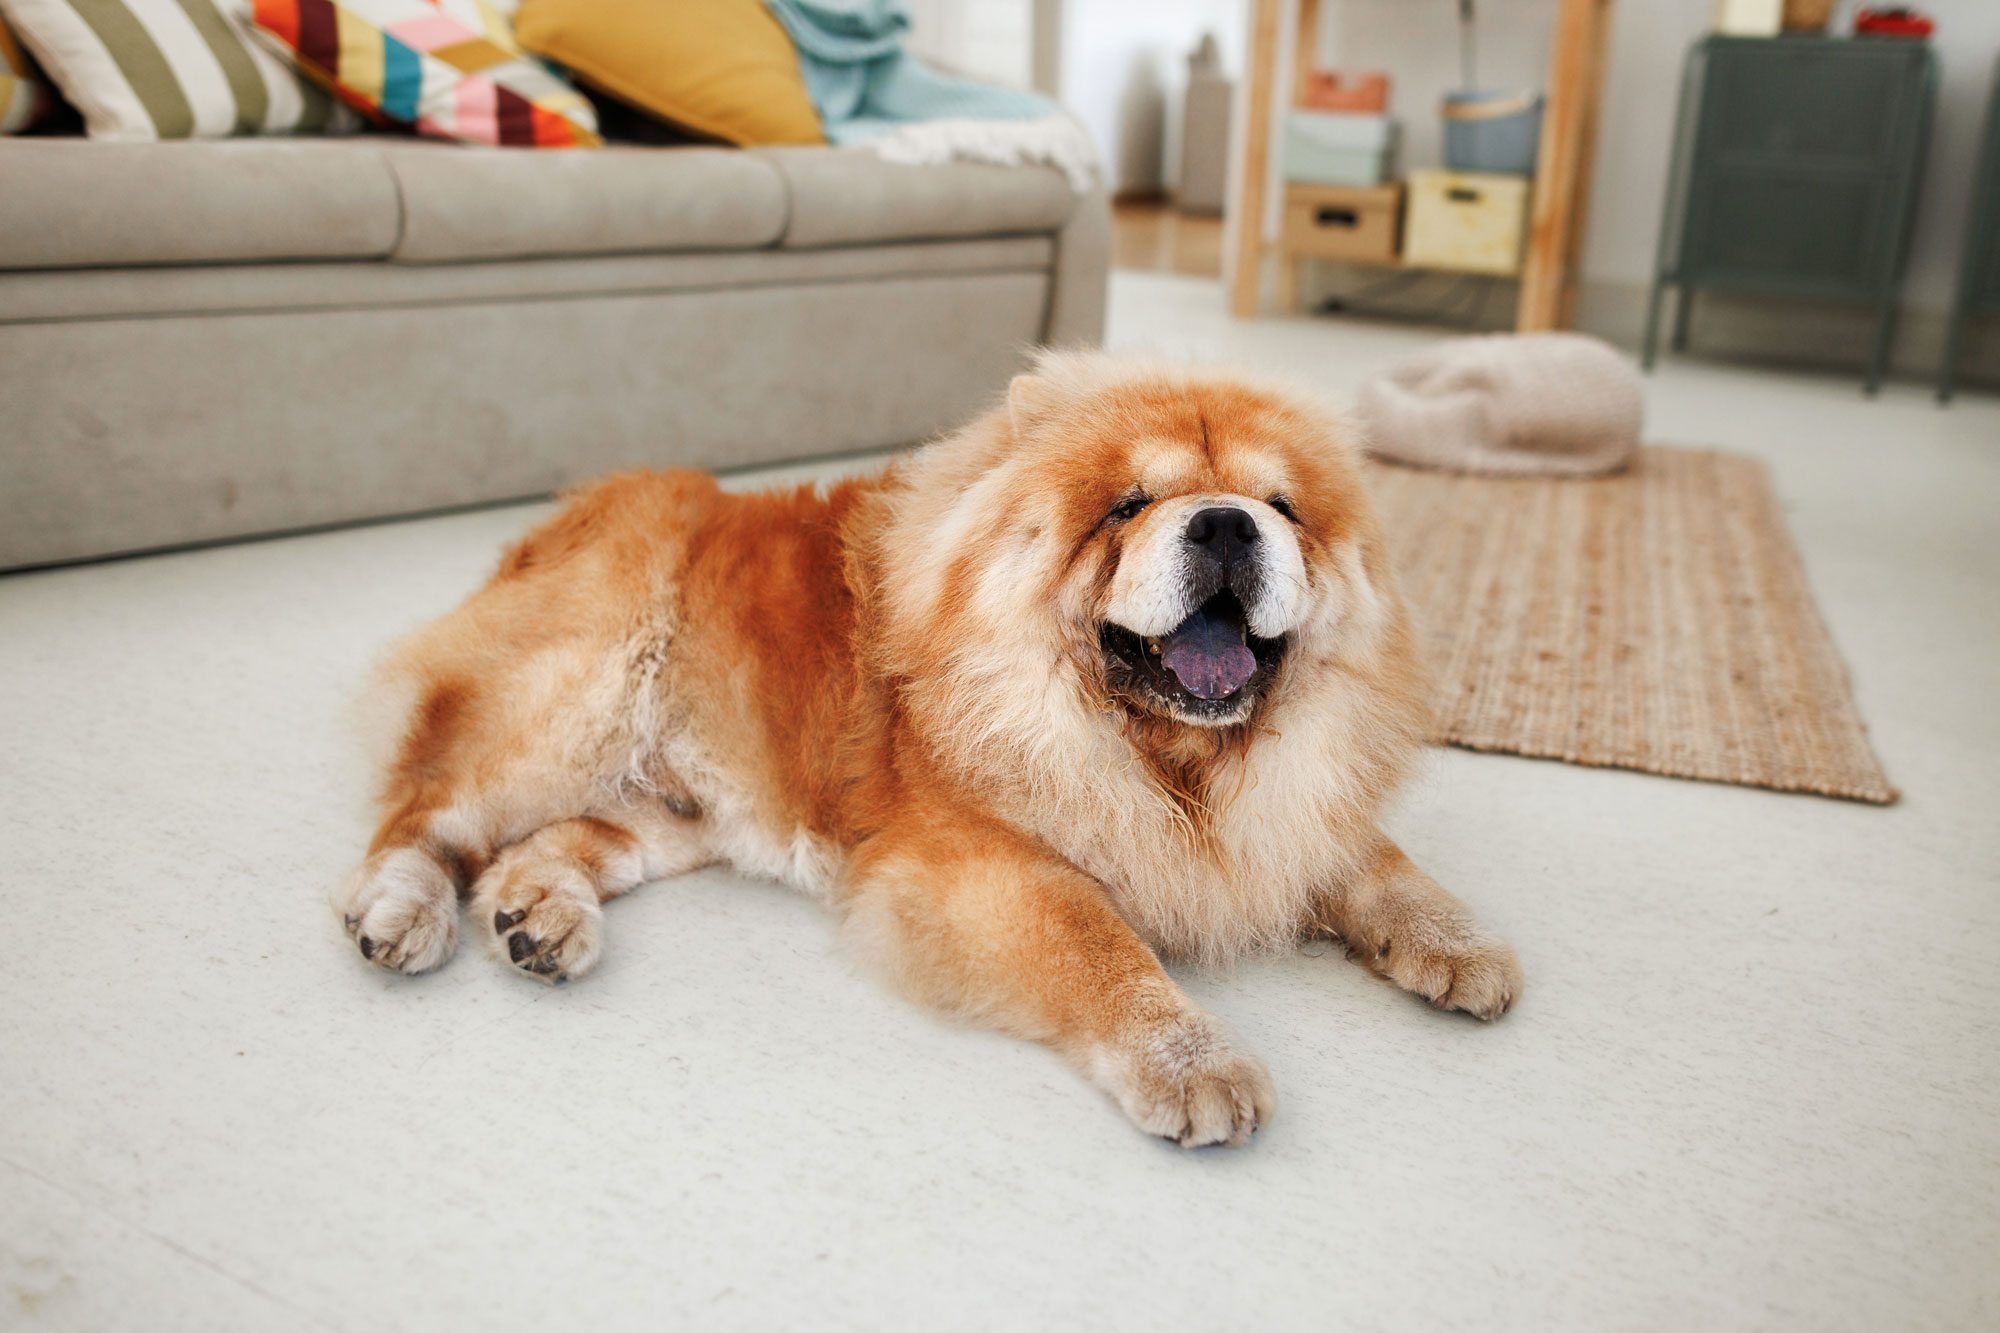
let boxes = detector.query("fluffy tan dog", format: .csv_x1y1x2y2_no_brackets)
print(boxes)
338,352,1520,1146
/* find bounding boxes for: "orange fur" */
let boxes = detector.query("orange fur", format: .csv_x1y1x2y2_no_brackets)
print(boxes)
335,352,1521,1146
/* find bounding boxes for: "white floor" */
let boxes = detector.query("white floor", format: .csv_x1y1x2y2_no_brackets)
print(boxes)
3,272,1997,1331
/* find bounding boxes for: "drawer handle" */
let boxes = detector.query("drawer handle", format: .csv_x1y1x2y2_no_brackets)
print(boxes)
1314,207,1361,228
1446,187,1482,203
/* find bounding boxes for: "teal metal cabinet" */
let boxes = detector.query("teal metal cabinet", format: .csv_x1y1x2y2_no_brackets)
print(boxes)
1643,35,1937,394
1938,56,2000,402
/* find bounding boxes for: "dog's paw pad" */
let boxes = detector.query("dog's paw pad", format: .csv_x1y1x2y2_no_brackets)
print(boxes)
473,863,602,985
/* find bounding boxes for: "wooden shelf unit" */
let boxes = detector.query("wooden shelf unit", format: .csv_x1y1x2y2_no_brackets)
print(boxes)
1228,0,1614,331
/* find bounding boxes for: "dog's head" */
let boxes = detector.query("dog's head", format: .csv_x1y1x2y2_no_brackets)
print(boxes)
1080,424,1316,728
877,352,1403,737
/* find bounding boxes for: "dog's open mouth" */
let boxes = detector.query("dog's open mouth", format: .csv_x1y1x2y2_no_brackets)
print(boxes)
1098,590,1286,723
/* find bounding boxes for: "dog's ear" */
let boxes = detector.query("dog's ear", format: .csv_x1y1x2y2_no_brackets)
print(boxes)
1007,373,1061,438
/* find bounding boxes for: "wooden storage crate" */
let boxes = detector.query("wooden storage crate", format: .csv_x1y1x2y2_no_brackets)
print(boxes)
1281,183,1402,265
1403,170,1530,275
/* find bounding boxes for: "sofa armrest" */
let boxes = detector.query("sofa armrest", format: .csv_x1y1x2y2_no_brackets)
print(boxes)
1044,184,1111,347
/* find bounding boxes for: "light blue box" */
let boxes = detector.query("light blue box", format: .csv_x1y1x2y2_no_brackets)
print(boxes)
1283,112,1398,187
1442,90,1544,176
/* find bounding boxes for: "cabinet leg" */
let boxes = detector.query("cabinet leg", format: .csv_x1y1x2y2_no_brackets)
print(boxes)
1641,279,1667,370
1937,306,1968,404
1865,293,1900,397
1671,284,1695,353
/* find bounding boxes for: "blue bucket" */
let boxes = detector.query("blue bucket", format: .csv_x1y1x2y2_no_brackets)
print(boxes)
1442,90,1544,176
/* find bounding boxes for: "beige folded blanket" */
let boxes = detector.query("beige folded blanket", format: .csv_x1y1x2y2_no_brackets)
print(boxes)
1353,332,1641,477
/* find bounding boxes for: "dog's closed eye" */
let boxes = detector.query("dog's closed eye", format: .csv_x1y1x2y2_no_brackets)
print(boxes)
1105,492,1151,525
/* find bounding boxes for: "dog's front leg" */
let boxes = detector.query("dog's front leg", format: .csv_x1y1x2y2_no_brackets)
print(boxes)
845,814,1272,1147
1309,832,1522,1020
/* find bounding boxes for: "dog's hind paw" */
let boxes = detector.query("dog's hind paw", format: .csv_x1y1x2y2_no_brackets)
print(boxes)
471,856,604,985
337,848,460,975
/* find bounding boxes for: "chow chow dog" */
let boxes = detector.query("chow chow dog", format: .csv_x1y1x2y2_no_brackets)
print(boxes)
338,352,1520,1146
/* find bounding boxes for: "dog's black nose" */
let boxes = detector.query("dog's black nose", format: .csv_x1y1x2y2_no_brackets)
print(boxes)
1185,506,1259,564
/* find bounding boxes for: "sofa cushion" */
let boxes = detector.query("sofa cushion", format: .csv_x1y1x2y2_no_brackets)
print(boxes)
0,138,400,269
0,236,1057,321
757,145,1075,249
248,0,598,147
0,137,1082,271
381,141,789,262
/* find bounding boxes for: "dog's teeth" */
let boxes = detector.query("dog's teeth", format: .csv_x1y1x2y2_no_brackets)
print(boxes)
1146,638,1162,655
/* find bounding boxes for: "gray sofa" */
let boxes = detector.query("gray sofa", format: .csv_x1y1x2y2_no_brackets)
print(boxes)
0,137,1110,569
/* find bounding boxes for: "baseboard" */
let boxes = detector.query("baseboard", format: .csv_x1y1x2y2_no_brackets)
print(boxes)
1297,261,2000,394
1573,281,2000,392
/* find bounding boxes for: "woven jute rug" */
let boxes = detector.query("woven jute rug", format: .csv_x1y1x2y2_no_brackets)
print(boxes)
1366,446,1897,804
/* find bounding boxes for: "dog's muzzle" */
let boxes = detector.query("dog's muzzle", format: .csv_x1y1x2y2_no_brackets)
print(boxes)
1155,506,1264,701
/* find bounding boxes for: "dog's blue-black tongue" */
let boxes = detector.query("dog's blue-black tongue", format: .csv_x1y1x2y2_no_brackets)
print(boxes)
1160,604,1256,700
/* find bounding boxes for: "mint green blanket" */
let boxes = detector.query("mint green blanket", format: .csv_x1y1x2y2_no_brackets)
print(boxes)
763,0,1057,143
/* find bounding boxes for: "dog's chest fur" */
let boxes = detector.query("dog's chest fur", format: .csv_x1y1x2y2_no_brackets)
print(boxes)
973,686,1386,963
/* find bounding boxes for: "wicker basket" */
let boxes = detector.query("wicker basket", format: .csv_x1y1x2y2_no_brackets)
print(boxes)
1782,0,1836,31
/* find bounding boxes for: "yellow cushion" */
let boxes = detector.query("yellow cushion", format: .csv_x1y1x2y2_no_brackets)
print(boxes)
514,0,823,146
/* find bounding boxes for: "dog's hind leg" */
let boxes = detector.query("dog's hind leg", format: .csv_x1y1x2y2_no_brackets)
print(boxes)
337,470,713,976
337,668,614,976
470,800,711,984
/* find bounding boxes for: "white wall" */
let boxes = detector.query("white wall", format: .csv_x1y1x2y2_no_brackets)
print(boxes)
905,0,1036,90
1060,0,1247,196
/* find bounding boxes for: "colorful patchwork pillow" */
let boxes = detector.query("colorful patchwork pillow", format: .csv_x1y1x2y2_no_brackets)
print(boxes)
250,0,597,147
0,0,353,139
1,14,61,130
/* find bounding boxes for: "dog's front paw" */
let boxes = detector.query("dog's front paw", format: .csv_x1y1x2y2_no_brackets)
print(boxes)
1368,929,1521,1021
1090,1012,1274,1148
337,848,459,975
471,857,603,985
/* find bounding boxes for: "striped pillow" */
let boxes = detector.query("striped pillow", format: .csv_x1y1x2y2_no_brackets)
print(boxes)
0,0,352,138
1,14,61,131
250,0,597,147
